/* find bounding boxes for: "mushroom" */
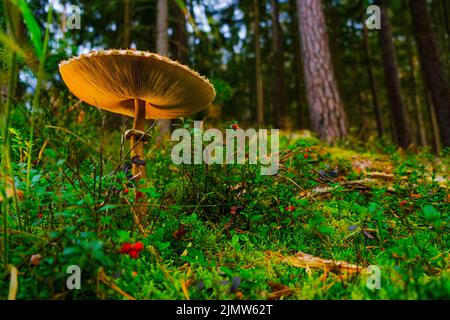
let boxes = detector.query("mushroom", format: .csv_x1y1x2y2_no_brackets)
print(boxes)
59,49,215,184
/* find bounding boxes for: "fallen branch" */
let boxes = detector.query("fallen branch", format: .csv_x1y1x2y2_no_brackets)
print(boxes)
365,172,395,180
311,179,375,196
268,251,366,275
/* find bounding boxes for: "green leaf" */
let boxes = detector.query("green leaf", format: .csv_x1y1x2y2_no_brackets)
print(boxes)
10,0,43,57
98,204,119,212
63,247,82,256
116,230,130,242
423,205,440,222
155,241,171,251
231,235,239,247
250,214,264,222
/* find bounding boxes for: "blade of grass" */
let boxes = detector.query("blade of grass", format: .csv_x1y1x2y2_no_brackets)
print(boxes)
174,0,198,33
9,0,43,57
24,3,53,232
0,29,27,59
25,3,53,195
3,54,23,231
1,1,25,263
45,125,98,151
1,181,9,267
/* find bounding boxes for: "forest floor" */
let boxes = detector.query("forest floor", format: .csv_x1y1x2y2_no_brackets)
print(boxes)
1,129,449,299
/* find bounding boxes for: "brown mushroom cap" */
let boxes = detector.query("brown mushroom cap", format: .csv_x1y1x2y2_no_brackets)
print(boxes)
58,49,216,119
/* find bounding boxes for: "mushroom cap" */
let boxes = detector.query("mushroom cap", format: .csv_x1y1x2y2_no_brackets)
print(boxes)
59,49,216,119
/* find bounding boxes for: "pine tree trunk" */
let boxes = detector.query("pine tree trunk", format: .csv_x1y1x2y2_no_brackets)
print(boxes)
290,0,305,129
378,2,410,148
156,0,171,136
253,0,264,127
363,23,384,138
406,37,427,146
173,0,189,64
410,0,450,147
296,0,347,143
427,91,442,153
123,0,131,48
270,0,287,129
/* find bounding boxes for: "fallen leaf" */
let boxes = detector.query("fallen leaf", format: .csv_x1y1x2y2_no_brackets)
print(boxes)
363,230,375,239
267,281,293,300
8,265,18,300
173,224,188,241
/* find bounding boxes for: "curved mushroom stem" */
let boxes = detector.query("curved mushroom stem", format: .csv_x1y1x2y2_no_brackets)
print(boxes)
131,99,146,183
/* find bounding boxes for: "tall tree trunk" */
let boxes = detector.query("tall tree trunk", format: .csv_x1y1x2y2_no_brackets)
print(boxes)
290,0,305,129
410,0,450,147
123,0,131,48
270,0,287,129
156,0,171,136
363,22,384,138
296,0,347,143
378,2,410,148
406,37,427,146
426,89,442,153
173,0,189,64
253,0,264,126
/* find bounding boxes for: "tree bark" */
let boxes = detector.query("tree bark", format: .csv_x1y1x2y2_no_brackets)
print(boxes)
253,0,264,126
173,0,189,64
296,0,347,143
123,0,131,48
410,0,450,147
378,2,410,148
270,0,287,129
406,35,427,146
363,22,384,138
156,0,171,136
290,0,305,129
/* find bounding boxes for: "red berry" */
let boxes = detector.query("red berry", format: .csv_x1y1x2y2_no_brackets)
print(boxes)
304,153,309,159
123,188,129,194
136,191,144,200
399,200,408,207
285,205,295,212
129,250,139,259
120,243,133,254
133,242,144,252
232,124,239,130
38,213,43,219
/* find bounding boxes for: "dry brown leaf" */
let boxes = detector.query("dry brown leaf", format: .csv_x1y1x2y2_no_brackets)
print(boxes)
98,268,135,300
8,265,18,300
181,279,190,300
267,281,293,300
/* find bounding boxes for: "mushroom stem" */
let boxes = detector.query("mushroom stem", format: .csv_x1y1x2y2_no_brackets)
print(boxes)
131,99,146,183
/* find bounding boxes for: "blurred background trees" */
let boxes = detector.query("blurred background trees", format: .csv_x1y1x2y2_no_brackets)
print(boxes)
1,0,449,150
